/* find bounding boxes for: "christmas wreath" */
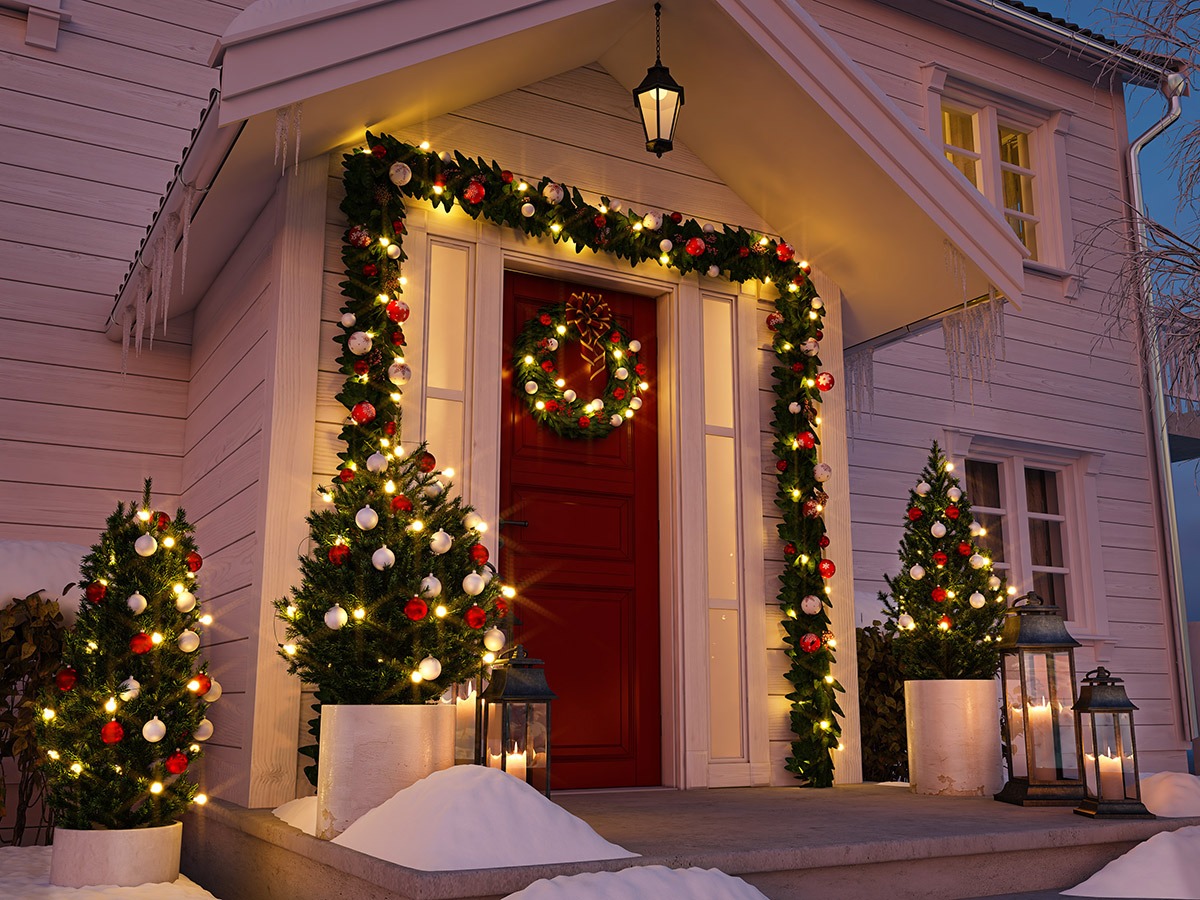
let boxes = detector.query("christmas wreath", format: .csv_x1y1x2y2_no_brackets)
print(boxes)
512,292,648,439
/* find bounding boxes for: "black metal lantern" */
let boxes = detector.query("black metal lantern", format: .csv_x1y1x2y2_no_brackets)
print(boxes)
480,645,556,796
995,592,1087,806
633,3,684,157
1073,667,1154,818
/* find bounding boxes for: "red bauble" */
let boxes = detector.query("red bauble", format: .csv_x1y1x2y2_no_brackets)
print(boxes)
593,215,607,228
738,246,750,258
815,371,835,391
383,423,397,438
339,468,356,483
766,312,784,332
353,359,370,375
545,400,560,412
578,416,591,428
815,329,824,340
802,499,821,518
958,542,972,556
386,299,410,323
932,551,949,567
391,495,413,513
938,615,952,630
783,543,796,556
465,606,487,629
418,451,437,473
433,174,447,191
470,543,490,566
351,401,376,425
791,362,805,373
56,668,77,691
405,597,428,621
818,535,830,549
165,752,189,775
798,432,816,449
775,459,788,472
391,331,406,346
613,388,626,400
610,331,621,343
392,220,405,234
156,512,171,531
635,363,647,376
362,263,378,277
186,551,203,573
776,242,795,262
347,225,371,248
799,633,821,653
371,144,387,159
101,720,124,744
328,544,350,566
540,360,554,372
932,587,948,603
130,632,153,654
945,505,960,520
907,507,923,521
463,180,486,204
818,559,836,578
496,599,509,617
501,170,514,184
85,582,107,604
685,237,706,256
190,673,212,696
539,313,552,326
669,211,683,224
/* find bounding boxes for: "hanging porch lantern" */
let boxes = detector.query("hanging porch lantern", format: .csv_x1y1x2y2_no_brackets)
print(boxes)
995,592,1087,806
633,3,685,157
480,645,556,796
1073,667,1154,818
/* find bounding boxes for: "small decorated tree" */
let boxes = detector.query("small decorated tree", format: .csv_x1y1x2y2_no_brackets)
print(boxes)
881,443,1007,679
36,481,214,830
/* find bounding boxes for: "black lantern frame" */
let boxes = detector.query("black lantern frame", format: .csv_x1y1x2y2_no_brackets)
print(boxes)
995,592,1087,806
480,645,556,796
633,3,685,157
1073,667,1154,819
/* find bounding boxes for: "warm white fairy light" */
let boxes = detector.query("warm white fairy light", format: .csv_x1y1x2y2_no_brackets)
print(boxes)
410,520,424,532
105,697,117,713
410,671,423,683
535,400,545,410
824,675,835,684
554,378,565,388
286,604,298,618
194,793,208,805
523,355,534,365
482,652,496,664
435,605,448,618
42,708,55,721
137,509,151,522
501,585,516,599
162,536,176,548
945,462,955,472
353,607,365,620
151,632,163,645
283,643,297,655
47,750,59,760
173,583,185,594
379,237,390,248
556,325,567,335
384,480,396,493
819,719,831,730
149,782,163,794
70,763,82,774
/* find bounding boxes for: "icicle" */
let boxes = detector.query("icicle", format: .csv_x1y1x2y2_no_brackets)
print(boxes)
119,302,131,374
148,234,165,348
942,289,1006,406
291,102,303,172
275,106,288,175
179,182,197,294
133,264,150,356
160,212,180,332
844,345,875,428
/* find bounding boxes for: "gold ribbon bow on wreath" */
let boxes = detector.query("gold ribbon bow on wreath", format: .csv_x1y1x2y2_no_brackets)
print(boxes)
566,291,613,383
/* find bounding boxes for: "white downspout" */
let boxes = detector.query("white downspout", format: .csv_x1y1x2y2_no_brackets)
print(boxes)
1127,71,1198,746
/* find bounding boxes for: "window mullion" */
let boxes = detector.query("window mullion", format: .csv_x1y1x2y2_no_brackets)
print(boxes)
1008,455,1034,595
976,105,1003,207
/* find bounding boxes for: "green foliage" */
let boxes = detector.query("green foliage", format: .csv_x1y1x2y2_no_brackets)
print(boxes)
0,591,65,845
880,443,1007,680
334,133,839,785
856,622,907,783
35,481,209,829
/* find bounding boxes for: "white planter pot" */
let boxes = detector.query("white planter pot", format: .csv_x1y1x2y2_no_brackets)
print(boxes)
316,703,455,839
50,821,182,887
906,679,1002,797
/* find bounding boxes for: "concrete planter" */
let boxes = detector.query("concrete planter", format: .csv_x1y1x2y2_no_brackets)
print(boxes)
906,679,1002,796
50,821,182,887
316,703,455,839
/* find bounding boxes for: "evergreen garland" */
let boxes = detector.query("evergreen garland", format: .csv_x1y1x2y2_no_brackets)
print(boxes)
324,132,842,785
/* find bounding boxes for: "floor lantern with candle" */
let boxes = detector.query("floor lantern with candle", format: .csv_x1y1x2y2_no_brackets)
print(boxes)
481,646,556,796
995,592,1087,806
1073,667,1154,818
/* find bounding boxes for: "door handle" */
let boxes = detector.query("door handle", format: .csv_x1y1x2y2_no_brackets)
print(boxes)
498,519,529,528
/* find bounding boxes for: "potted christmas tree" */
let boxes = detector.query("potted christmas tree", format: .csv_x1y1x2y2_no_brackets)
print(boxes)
275,147,505,839
36,482,215,887
880,443,1008,795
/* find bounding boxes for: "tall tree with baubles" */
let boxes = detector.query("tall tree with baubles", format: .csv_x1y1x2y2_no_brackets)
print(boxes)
880,443,1008,679
36,481,216,829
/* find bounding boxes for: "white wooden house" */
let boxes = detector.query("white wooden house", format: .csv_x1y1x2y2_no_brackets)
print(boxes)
0,0,1194,819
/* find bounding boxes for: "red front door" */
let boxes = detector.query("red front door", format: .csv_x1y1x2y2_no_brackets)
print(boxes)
499,272,661,789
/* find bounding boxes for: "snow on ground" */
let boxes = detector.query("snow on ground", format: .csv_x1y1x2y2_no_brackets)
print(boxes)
501,865,769,899
330,765,638,871
1063,825,1200,899
0,846,218,899
1142,772,1200,817
271,794,317,835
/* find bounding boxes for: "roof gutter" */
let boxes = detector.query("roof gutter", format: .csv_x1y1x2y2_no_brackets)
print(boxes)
1127,72,1197,743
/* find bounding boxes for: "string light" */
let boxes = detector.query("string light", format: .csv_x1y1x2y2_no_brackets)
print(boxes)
353,607,365,620
824,675,835,684
283,643,297,655
410,520,424,532
70,763,83,774
162,537,175,548
149,782,163,794
482,652,496,664
411,671,423,683
285,604,298,618
137,509,151,522
42,708,55,721
151,632,163,645
104,697,117,713
47,750,59,760
194,794,208,805
501,586,517,599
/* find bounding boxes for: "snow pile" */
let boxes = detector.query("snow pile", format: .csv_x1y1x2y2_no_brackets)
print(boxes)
330,765,637,870
0,540,86,624
1063,825,1200,899
1142,772,1200,817
502,866,769,899
0,846,218,899
272,795,317,836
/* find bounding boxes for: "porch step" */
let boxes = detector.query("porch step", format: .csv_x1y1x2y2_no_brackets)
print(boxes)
181,785,1200,900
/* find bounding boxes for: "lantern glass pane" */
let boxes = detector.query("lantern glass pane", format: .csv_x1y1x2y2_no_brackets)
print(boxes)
526,702,551,794
637,86,680,144
1081,712,1098,797
1117,714,1137,800
1086,713,1127,800
1021,649,1079,782
1003,658,1027,778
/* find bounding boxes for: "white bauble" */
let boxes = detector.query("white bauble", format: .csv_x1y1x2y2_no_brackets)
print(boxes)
480,568,493,584
629,397,643,410
909,565,925,581
463,573,486,596
988,575,1002,590
483,627,506,652
372,546,395,570
119,677,140,702
707,265,720,277
524,380,539,395
194,719,214,741
702,222,715,233
420,573,443,598
915,481,931,496
969,591,986,609
386,243,402,259
897,613,915,630
367,452,389,473
355,506,379,530
615,367,629,380
438,150,453,163
788,402,802,415
348,331,373,355
801,339,820,357
542,183,564,205
628,340,642,353
609,414,623,427
463,512,484,531
203,679,222,703
340,312,357,328
609,199,623,212
423,481,444,499
969,521,983,537
134,534,157,557
589,399,603,412
547,338,559,351
659,238,673,253
969,553,987,570
563,389,577,403
418,656,442,681
127,592,147,615
814,463,833,483
800,595,822,616
947,487,963,502
811,297,824,310
324,604,348,630
642,211,662,230
389,161,412,186
178,630,200,653
388,361,412,386
142,716,166,743
930,522,947,539
175,591,197,613
521,202,535,218
430,530,452,554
